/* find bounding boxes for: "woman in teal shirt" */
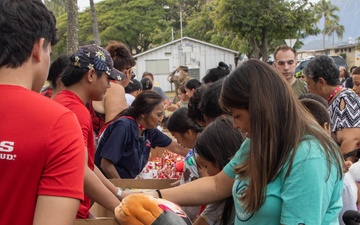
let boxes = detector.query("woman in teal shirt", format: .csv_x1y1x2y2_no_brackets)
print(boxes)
126,59,344,225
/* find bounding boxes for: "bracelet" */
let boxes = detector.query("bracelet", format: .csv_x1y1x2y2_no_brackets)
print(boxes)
155,189,162,198
115,187,123,199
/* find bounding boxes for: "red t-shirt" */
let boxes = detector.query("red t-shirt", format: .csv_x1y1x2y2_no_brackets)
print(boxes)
54,90,96,219
0,85,85,225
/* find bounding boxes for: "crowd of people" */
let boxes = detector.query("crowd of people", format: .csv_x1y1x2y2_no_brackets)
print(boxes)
2,1,360,225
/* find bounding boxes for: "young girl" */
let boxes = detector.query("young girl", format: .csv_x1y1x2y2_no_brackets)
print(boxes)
176,85,190,108
95,91,188,179
124,78,142,106
193,117,243,225
166,107,203,220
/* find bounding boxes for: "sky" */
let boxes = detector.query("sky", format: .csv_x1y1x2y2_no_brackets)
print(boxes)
78,0,104,11
78,0,320,11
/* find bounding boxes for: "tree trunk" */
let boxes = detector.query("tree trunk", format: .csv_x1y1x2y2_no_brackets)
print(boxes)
261,31,268,62
66,0,79,54
323,15,326,52
250,38,260,59
90,0,101,46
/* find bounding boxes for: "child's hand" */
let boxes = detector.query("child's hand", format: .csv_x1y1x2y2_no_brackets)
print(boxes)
344,160,353,173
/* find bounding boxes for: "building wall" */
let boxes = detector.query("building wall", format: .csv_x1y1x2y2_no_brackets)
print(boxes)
297,45,360,68
134,39,237,92
329,46,357,67
355,50,360,67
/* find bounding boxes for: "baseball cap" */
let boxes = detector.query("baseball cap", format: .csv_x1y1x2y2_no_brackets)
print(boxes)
71,44,126,81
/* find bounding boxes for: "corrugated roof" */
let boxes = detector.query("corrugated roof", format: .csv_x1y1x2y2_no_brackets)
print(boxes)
134,36,239,58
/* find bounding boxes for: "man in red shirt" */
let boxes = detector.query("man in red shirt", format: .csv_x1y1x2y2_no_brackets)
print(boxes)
0,1,85,225
54,45,126,218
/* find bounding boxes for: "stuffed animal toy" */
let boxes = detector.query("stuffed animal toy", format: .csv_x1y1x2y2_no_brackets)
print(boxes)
115,193,192,225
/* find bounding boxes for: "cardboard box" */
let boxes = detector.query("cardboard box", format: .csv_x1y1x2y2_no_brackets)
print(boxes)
90,179,177,218
75,218,119,225
149,129,175,158
110,178,177,189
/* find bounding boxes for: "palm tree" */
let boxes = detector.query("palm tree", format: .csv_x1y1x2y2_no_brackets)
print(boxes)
314,0,340,50
89,0,101,46
324,20,344,46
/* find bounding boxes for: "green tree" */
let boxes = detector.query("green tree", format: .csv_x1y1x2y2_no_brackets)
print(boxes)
314,0,340,50
44,0,67,60
184,0,244,52
324,20,344,46
86,0,179,53
52,0,177,56
44,0,66,17
214,0,319,61
50,0,319,60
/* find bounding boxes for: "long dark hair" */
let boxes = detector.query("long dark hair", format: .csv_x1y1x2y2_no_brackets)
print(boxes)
166,107,203,134
107,91,162,124
194,117,243,225
219,59,342,213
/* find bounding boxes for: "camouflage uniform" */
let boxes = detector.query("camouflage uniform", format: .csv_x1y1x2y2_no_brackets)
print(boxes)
168,66,192,103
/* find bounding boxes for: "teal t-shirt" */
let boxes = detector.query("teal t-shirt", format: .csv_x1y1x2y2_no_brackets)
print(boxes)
224,138,343,225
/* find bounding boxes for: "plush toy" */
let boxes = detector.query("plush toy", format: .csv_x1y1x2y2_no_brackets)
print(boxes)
115,193,192,225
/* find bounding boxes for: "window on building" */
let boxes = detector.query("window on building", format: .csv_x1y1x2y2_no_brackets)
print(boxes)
188,68,200,80
145,59,170,74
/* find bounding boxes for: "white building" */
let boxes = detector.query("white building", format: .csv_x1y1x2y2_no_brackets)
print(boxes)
133,37,239,92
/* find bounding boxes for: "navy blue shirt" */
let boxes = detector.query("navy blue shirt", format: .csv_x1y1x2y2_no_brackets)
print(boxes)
95,117,172,178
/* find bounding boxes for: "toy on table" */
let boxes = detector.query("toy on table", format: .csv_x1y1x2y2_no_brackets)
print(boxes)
115,193,192,225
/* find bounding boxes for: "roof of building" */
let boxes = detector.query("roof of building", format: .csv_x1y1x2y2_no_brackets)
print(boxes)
134,36,239,58
299,39,357,52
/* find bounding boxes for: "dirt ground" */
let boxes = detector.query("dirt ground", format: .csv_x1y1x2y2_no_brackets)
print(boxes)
165,91,175,102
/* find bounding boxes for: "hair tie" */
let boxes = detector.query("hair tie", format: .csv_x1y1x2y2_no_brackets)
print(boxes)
218,62,229,70
155,189,162,198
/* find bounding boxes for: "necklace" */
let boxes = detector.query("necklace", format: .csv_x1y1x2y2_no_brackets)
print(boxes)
122,116,145,130
327,85,343,104
137,123,146,131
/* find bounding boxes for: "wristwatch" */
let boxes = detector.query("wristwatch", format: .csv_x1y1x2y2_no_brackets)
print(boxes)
116,187,123,199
